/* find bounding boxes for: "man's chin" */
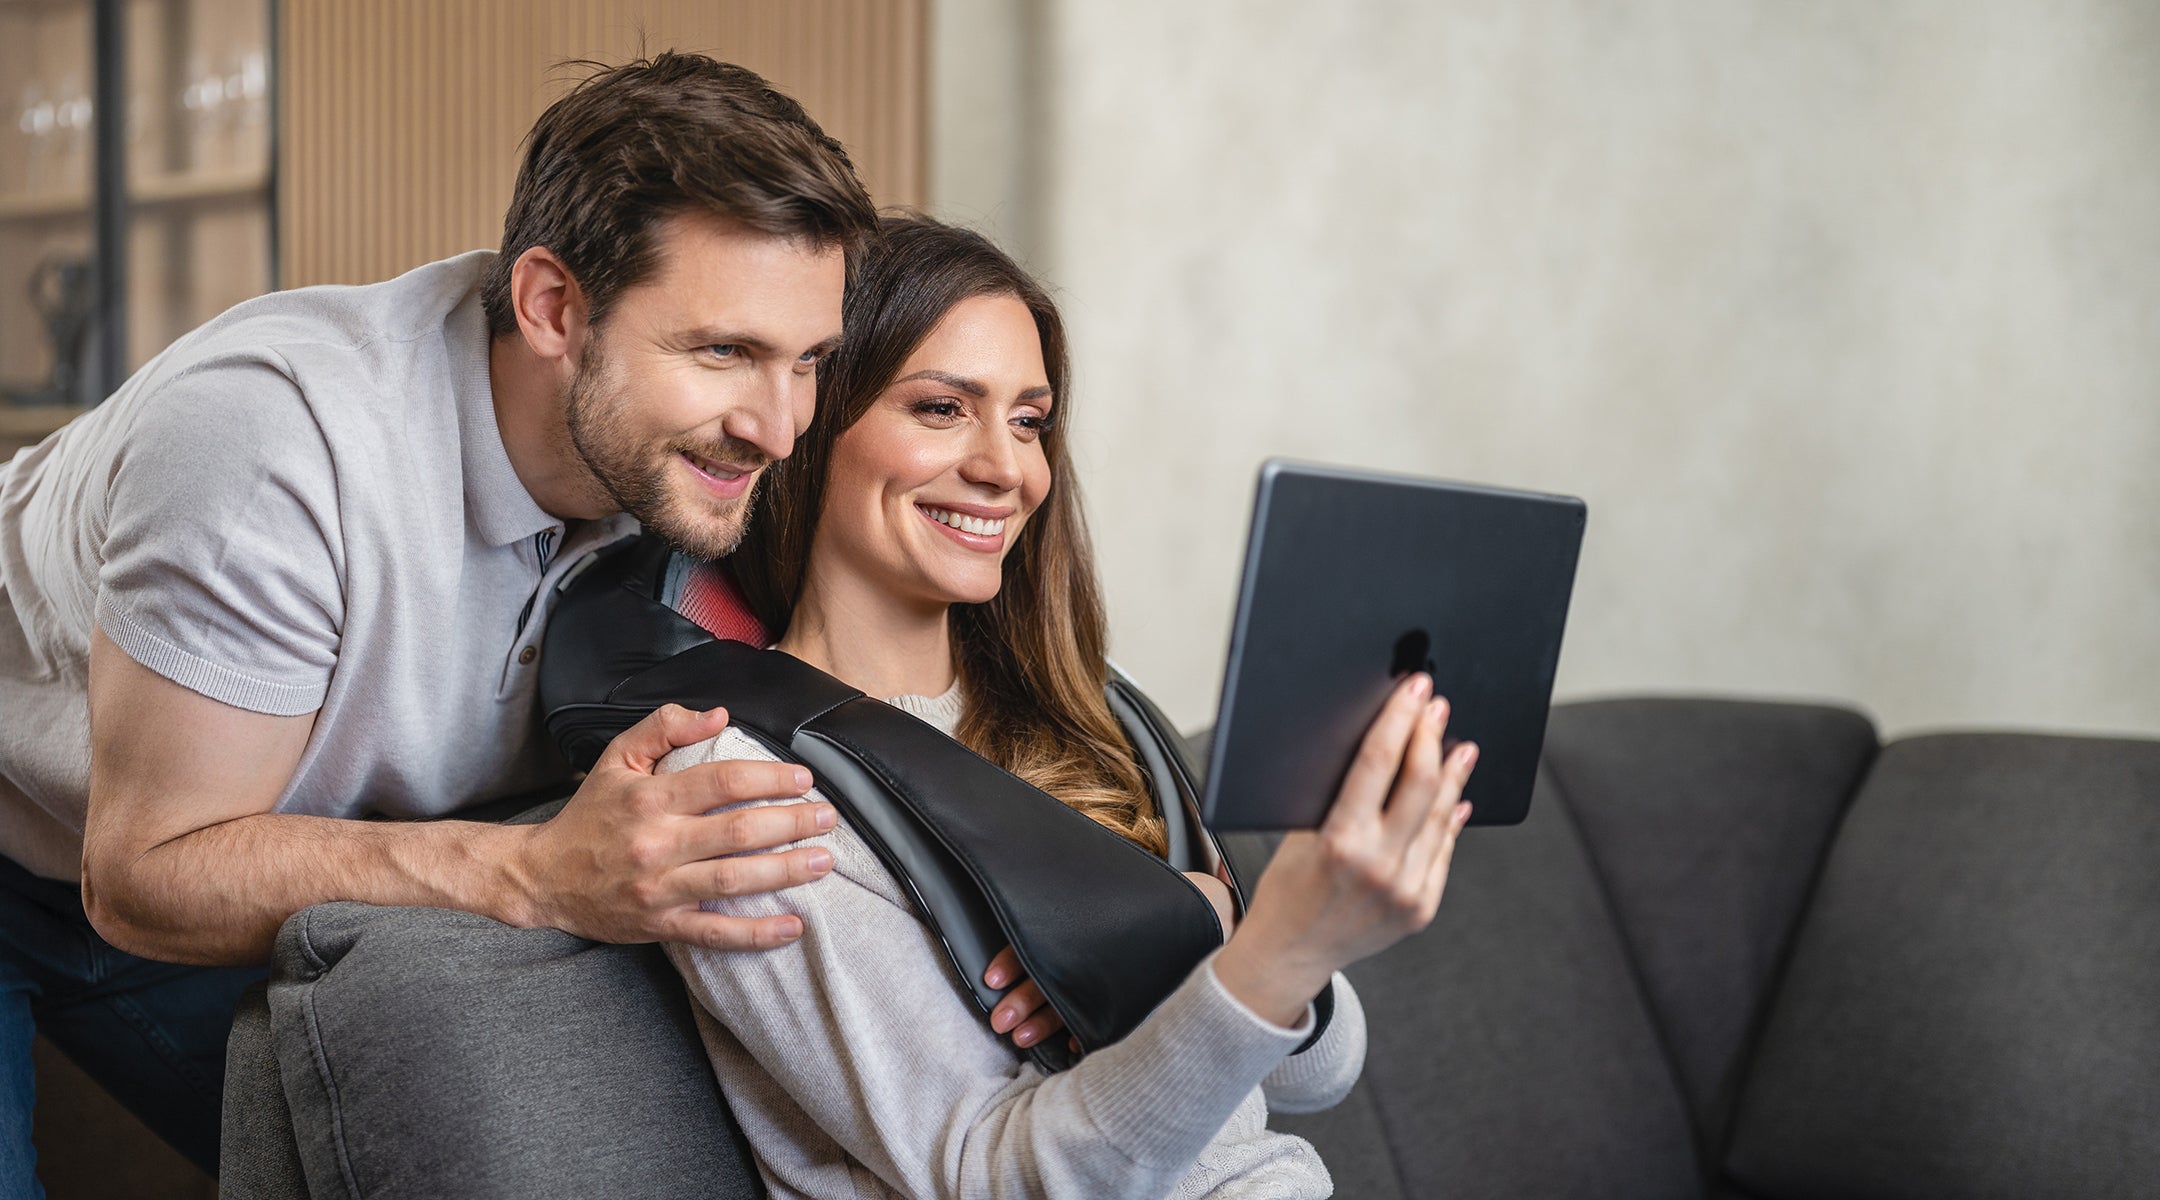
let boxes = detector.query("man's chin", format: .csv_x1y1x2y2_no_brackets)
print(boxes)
637,497,752,561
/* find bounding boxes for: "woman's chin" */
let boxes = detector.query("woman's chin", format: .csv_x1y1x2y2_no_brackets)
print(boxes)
914,573,1005,610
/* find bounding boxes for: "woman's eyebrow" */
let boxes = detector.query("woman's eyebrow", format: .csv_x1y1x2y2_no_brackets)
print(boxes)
892,369,986,397
893,370,1054,403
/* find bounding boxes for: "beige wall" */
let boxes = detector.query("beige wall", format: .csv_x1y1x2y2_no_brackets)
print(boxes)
932,0,2160,737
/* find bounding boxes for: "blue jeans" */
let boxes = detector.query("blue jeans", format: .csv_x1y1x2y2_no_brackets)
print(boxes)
0,852,265,1197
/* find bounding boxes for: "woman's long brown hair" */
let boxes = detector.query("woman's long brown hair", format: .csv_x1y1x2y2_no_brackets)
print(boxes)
730,215,1166,858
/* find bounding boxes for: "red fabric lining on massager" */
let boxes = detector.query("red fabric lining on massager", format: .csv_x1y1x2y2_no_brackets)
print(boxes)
676,561,770,646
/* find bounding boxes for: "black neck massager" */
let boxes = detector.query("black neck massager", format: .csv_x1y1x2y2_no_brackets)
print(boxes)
537,537,1326,1072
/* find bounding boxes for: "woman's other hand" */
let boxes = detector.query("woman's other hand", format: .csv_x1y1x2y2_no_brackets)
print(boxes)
1212,671,1476,1028
982,945,1067,1050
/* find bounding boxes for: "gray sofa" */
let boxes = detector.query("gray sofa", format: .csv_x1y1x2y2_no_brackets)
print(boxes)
213,696,2160,1199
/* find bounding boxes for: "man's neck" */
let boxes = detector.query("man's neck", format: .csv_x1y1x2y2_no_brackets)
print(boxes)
777,564,956,701
487,334,611,521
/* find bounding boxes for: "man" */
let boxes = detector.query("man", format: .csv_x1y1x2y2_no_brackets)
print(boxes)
0,54,874,1191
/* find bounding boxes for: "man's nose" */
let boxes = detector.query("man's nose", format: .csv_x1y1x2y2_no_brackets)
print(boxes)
722,367,808,465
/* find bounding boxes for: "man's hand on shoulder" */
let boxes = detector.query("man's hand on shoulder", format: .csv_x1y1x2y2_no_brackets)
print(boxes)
503,703,839,950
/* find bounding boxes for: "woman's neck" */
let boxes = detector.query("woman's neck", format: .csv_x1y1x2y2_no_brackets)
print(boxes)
777,568,957,701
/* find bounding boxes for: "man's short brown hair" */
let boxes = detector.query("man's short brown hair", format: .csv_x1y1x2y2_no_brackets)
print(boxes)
479,53,878,338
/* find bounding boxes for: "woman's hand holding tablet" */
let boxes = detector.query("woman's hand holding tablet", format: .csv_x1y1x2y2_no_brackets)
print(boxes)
1210,671,1478,1028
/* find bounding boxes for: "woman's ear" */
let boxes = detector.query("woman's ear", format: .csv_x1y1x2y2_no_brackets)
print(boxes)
508,246,589,364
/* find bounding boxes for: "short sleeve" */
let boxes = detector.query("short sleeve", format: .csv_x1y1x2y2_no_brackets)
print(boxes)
95,357,346,715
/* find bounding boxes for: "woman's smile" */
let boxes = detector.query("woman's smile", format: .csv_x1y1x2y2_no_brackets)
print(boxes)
915,502,1013,551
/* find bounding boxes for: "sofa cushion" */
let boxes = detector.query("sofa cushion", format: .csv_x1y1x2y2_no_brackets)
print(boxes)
219,982,307,1199
1724,732,2160,1199
1542,698,1878,1149
1269,765,1704,1200
267,902,764,1200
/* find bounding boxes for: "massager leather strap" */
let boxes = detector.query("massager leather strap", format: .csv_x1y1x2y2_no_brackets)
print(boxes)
540,537,1331,1067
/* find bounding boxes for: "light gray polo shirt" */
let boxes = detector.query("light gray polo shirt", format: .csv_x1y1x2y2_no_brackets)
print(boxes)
0,251,634,881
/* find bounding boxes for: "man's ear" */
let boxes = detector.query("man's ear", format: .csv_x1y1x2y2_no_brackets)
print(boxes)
509,246,589,364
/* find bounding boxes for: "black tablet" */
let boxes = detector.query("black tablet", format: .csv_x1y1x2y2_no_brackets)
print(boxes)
1200,461,1586,830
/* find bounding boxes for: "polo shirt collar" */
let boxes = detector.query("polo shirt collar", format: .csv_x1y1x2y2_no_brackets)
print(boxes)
448,278,561,548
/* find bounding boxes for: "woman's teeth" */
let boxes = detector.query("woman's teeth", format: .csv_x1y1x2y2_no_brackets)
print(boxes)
920,506,1006,536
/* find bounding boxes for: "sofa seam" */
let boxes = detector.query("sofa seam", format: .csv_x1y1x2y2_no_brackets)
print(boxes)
1708,730,1881,1182
296,909,366,1198
1535,753,1708,1174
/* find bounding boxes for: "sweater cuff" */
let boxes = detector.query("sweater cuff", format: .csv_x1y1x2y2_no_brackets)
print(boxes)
1266,974,1363,1096
1071,950,1307,1168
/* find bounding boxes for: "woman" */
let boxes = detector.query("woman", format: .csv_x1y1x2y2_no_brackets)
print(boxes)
660,216,1477,1199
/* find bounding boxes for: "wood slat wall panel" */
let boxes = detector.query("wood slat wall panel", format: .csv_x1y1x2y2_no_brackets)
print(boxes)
279,0,925,288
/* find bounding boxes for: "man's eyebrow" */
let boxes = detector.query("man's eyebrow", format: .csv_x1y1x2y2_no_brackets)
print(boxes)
891,369,987,397
806,333,845,358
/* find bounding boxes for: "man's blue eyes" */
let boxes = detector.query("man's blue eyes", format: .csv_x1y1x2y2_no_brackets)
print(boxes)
703,346,823,367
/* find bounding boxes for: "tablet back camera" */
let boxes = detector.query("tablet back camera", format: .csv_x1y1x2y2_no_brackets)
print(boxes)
1391,628,1435,679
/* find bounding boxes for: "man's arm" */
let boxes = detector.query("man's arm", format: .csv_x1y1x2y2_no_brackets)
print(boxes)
80,628,838,966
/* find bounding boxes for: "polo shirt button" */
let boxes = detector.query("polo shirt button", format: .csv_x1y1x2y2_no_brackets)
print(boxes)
518,646,538,665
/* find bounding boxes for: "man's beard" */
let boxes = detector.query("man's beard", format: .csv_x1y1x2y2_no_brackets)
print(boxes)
563,344,769,561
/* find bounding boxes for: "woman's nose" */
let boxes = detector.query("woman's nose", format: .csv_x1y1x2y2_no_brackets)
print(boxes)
959,425,1024,492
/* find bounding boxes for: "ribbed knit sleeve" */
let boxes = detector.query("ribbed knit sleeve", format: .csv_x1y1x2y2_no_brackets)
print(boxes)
1261,975,1367,1114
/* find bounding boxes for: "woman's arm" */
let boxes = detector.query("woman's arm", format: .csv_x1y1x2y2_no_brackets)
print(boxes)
669,816,1313,1198
671,668,1467,1197
665,729,1314,1200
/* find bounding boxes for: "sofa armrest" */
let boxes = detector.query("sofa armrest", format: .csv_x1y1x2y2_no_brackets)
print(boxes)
257,902,763,1200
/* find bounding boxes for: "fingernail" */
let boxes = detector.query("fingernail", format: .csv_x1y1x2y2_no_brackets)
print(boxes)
991,1006,1015,1032
805,849,833,873
1463,742,1479,764
704,705,728,720
813,802,837,829
1014,1027,1037,1047
794,768,815,792
777,916,803,940
1412,673,1433,699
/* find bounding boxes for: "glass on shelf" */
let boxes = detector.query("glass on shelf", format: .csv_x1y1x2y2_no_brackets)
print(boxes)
1,0,96,406
2,0,274,409
127,0,273,367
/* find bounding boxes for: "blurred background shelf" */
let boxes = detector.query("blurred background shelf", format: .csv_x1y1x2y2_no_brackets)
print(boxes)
1,0,274,409
0,165,269,219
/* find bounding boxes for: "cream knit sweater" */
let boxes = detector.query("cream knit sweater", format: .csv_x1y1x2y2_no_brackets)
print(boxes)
662,686,1365,1199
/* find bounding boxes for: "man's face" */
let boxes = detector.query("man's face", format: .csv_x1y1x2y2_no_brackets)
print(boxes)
563,211,845,559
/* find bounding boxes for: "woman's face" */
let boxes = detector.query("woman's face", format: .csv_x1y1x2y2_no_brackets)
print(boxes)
814,293,1055,609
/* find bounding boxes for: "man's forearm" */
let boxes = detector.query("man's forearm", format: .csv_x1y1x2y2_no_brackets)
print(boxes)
84,811,539,965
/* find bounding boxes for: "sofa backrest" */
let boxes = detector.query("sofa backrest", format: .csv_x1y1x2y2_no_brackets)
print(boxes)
1544,699,1879,1154
1251,697,1880,1198
1723,732,2160,1199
